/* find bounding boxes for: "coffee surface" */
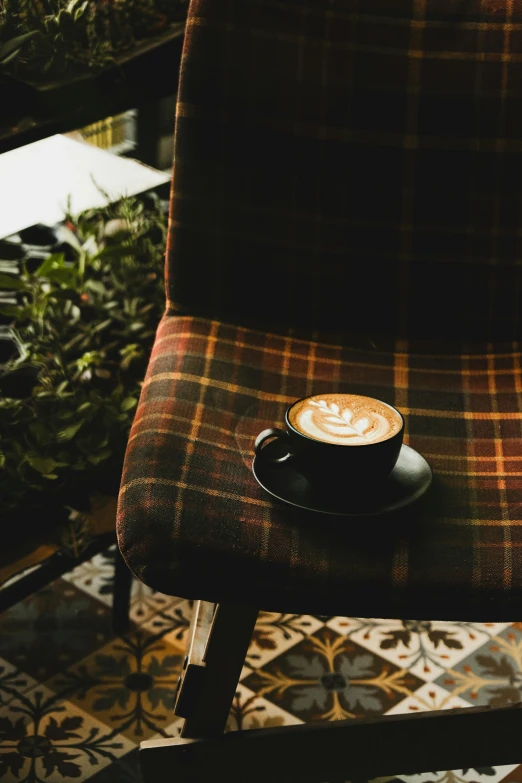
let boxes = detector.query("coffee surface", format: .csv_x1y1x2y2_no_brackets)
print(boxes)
288,394,402,445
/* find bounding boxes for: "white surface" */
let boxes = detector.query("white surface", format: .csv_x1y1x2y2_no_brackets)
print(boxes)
0,134,170,239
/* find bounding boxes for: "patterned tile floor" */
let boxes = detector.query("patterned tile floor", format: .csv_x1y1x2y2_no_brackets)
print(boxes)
1,545,522,782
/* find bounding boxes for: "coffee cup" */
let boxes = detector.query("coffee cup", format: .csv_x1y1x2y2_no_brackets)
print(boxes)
254,393,404,492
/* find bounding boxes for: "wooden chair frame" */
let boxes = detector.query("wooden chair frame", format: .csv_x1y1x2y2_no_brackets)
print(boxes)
141,600,522,782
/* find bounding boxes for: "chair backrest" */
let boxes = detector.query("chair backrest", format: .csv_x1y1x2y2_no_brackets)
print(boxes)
166,0,522,341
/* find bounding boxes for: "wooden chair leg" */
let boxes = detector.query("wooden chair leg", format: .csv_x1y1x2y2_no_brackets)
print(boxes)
174,600,259,739
112,545,132,635
140,599,258,781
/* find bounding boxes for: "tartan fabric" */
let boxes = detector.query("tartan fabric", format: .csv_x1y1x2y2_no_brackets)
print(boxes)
118,0,522,620
117,314,522,620
167,0,522,341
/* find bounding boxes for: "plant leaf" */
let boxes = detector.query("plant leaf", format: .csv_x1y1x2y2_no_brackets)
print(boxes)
46,266,78,286
121,397,137,412
0,306,20,318
35,253,66,277
0,30,40,61
57,421,84,442
26,455,59,475
0,273,23,290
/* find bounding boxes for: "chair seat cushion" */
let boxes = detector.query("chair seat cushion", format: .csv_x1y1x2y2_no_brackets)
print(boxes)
117,315,522,621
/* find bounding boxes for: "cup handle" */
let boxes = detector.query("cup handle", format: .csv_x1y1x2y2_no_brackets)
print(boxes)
254,428,294,464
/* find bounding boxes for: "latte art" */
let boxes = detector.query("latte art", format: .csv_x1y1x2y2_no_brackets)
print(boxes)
288,394,402,445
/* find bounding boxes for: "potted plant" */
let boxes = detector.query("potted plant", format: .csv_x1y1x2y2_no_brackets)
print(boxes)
0,190,167,540
0,0,188,83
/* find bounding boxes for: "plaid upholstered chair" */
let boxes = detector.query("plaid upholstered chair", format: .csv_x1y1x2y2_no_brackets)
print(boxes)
117,0,522,779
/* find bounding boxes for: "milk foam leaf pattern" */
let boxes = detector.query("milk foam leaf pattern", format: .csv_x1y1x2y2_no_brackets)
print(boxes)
309,400,373,439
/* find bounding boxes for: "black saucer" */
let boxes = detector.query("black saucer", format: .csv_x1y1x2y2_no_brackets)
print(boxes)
252,443,432,516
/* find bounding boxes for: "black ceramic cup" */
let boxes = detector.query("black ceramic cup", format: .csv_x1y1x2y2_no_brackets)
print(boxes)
254,394,404,494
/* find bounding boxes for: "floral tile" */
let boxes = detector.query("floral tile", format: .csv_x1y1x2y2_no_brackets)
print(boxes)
327,617,510,682
384,681,471,715
369,778,404,783
128,583,182,626
394,766,520,783
61,548,117,607
63,546,181,624
87,747,143,783
245,612,325,669
157,714,184,741
242,626,424,722
496,766,522,782
239,663,254,681
140,598,192,648
0,684,134,783
434,626,522,709
226,682,301,732
84,720,184,783
0,658,37,707
0,580,114,681
3,545,522,783
49,629,183,743
143,608,324,672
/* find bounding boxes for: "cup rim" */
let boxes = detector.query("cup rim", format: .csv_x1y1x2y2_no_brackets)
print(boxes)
285,393,404,448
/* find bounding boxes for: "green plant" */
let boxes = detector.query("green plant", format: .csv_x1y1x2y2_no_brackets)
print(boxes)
0,0,188,80
0,30,40,67
0,192,167,516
